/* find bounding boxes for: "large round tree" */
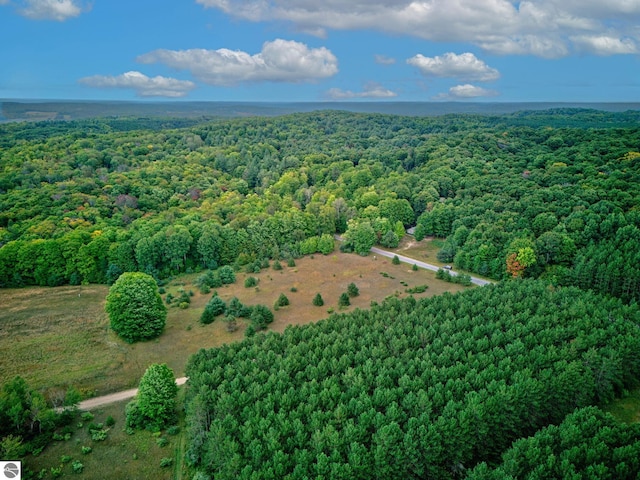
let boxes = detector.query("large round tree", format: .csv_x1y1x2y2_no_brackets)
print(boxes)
106,272,166,343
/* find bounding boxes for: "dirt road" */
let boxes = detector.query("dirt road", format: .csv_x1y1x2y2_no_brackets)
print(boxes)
77,377,188,410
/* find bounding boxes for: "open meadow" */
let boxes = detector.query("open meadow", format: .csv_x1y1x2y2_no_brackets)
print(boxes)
0,243,468,397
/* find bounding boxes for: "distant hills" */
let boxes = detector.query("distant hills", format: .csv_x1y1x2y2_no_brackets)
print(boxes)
2,99,640,122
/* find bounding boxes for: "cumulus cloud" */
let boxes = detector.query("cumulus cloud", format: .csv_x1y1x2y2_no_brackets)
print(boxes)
79,71,196,98
17,0,84,21
195,0,640,57
570,35,638,55
375,54,396,65
434,83,499,100
137,39,338,86
407,52,499,81
325,82,397,99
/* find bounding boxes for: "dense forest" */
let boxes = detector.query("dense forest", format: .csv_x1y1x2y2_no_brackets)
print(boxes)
2,108,640,477
184,281,640,479
1,109,640,302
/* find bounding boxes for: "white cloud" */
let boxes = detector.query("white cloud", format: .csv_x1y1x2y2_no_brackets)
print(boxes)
407,52,499,81
195,0,640,57
137,39,338,86
571,35,638,55
434,83,499,100
79,71,196,98
18,0,84,21
375,54,396,65
326,82,397,99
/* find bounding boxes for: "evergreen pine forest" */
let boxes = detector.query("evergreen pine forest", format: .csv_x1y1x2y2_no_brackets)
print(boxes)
2,108,640,478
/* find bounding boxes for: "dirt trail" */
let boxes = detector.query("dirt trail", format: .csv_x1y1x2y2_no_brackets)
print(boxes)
77,377,188,410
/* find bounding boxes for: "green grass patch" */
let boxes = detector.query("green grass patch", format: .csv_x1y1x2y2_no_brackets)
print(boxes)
603,386,640,424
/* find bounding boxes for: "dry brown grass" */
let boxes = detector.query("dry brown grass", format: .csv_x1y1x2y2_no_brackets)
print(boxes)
0,250,468,396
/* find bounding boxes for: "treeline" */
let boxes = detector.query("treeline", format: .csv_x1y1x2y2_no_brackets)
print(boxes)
1,110,640,301
183,281,640,479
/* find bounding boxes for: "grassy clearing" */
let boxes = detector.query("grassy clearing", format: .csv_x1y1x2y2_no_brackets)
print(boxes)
26,398,178,480
0,249,468,396
604,387,640,424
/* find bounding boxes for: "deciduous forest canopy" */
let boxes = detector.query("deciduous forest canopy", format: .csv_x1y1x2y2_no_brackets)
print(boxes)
1,108,639,301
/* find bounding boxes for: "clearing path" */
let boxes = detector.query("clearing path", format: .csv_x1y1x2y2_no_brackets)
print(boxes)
78,377,188,410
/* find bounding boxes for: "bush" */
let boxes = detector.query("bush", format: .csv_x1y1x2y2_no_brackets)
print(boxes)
105,415,115,427
287,258,296,267
312,293,324,307
71,460,84,474
160,457,173,468
272,260,283,271
338,292,350,307
347,282,359,297
392,255,400,265
412,263,418,271
218,265,236,285
244,276,258,288
227,297,251,318
224,315,238,332
275,293,290,307
251,305,274,330
200,296,226,324
81,446,92,454
80,412,94,422
156,437,169,447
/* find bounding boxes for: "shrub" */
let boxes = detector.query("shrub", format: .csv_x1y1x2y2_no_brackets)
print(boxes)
224,315,238,333
90,429,108,441
105,415,115,427
251,305,274,330
275,293,290,307
80,412,94,422
412,264,418,271
338,292,350,307
287,258,296,267
60,455,72,464
392,255,400,265
167,426,180,436
218,265,236,284
160,457,173,468
81,446,92,455
200,296,226,324
156,437,169,447
347,282,359,297
272,260,283,271
227,297,251,318
72,460,84,474
244,276,258,288
312,293,324,307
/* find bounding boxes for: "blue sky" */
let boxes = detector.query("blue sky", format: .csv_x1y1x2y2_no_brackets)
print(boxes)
1,0,639,102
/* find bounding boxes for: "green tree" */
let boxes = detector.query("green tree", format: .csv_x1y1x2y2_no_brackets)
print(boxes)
105,272,166,343
275,293,290,307
201,296,226,324
347,282,359,297
250,305,274,330
312,293,324,306
126,364,178,430
338,292,350,307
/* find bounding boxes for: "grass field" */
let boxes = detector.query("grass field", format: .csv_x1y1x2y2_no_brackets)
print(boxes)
0,244,469,397
26,398,179,480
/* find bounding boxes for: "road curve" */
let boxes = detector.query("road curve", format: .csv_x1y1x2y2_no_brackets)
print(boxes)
77,377,188,411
